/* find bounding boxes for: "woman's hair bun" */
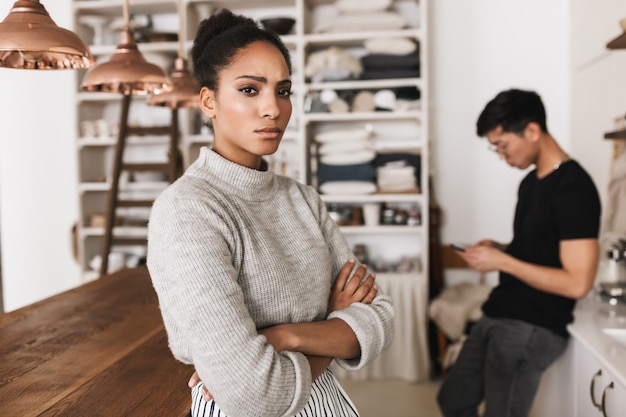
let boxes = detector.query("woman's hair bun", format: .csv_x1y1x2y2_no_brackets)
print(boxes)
200,9,257,41
192,8,292,90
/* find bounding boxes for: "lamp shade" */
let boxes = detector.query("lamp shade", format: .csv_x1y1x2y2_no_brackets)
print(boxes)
147,56,199,108
81,29,171,95
147,0,198,109
0,0,94,69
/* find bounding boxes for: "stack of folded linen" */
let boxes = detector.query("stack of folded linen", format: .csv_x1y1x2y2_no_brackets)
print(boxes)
304,46,362,83
375,152,421,193
360,37,420,80
315,127,378,195
313,0,407,34
346,87,421,113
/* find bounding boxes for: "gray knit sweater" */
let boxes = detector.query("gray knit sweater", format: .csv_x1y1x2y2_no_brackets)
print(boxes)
147,148,394,417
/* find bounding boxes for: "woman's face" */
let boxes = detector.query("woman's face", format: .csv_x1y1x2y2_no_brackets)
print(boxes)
200,41,292,169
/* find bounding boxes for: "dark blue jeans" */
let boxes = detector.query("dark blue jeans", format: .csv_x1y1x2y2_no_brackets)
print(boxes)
437,316,568,417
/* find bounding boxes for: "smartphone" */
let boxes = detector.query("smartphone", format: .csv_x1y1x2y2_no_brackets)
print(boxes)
450,243,466,252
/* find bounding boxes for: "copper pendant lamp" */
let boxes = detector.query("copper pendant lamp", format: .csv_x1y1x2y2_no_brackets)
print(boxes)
80,0,171,95
147,55,199,108
0,0,94,69
147,0,199,108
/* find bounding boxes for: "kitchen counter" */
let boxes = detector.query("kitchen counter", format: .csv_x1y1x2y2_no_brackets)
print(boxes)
0,267,193,416
568,294,626,387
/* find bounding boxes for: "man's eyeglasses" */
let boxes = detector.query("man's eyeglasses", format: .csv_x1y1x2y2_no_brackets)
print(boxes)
487,141,508,154
487,130,524,154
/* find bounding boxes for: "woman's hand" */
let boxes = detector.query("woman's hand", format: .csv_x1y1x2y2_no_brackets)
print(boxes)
328,259,377,314
188,371,213,402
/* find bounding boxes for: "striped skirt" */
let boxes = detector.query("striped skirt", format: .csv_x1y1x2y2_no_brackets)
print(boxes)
190,368,359,417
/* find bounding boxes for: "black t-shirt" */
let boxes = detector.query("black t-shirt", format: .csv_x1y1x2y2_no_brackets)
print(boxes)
482,160,601,337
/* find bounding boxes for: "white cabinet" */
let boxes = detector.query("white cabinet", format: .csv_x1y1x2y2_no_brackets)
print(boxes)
73,0,182,280
529,339,575,416
573,340,626,417
301,0,427,281
531,335,626,417
73,1,431,381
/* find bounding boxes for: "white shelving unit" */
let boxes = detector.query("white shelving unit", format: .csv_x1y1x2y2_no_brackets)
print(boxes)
73,0,430,382
299,1,429,382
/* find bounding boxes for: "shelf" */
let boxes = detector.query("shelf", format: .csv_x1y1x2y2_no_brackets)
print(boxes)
88,42,180,57
189,0,298,9
78,136,170,147
305,110,421,123
339,225,422,235
82,270,100,282
604,129,626,139
76,91,182,104
304,28,422,47
607,32,626,49
80,226,148,238
375,272,424,280
281,130,299,141
306,78,421,91
187,134,214,144
78,138,118,147
74,0,177,16
279,35,298,47
321,193,423,204
78,181,170,193
76,92,140,102
78,182,110,193
374,139,422,149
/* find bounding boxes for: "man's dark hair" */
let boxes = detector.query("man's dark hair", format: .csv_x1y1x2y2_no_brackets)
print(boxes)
476,89,548,137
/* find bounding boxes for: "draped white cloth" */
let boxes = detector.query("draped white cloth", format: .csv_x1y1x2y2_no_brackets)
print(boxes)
333,273,430,383
602,144,626,235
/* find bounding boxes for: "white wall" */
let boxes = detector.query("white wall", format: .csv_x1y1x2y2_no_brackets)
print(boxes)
430,0,626,267
431,0,571,249
0,0,81,311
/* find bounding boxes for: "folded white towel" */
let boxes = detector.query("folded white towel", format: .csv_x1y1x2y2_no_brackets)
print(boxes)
377,166,415,179
315,127,371,143
320,181,377,195
314,11,408,33
318,139,374,155
320,150,376,165
336,0,392,13
305,47,362,79
377,179,417,193
364,37,417,55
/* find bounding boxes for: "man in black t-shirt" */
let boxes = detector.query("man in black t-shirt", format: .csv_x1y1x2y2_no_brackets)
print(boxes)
437,89,601,417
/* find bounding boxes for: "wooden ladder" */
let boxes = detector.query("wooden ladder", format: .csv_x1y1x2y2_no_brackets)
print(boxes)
98,95,183,277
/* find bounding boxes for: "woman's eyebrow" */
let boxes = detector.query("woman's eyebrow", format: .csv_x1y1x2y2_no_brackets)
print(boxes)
236,75,292,86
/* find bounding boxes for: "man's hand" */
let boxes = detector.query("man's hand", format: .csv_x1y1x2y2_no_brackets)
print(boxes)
328,259,377,314
188,371,213,402
461,245,506,273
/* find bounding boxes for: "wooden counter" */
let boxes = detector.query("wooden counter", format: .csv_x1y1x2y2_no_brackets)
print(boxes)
0,267,193,416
